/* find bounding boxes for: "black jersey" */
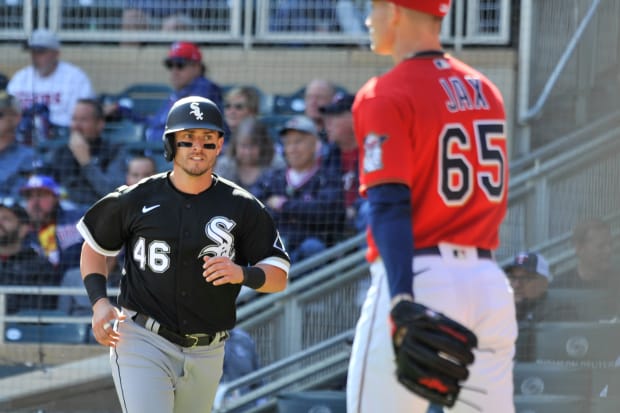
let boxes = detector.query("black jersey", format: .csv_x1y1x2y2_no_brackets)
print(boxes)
77,172,290,334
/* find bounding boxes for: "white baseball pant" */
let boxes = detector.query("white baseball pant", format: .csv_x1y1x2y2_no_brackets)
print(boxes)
347,243,517,413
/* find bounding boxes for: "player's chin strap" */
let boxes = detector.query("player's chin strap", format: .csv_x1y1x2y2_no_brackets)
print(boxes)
176,142,217,150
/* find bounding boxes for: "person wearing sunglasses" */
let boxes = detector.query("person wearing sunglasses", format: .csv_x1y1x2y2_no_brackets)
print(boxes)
145,41,227,144
223,86,260,138
504,251,557,322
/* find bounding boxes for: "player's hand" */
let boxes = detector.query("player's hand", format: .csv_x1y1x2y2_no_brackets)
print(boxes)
202,256,243,286
69,131,91,166
389,299,478,407
91,298,126,347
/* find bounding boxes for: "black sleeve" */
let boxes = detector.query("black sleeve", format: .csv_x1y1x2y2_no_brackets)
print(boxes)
76,189,126,256
238,198,290,267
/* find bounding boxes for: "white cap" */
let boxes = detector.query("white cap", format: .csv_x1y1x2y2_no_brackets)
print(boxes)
28,29,60,50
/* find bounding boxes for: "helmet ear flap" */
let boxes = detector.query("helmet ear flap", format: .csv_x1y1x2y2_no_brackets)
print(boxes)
163,133,175,162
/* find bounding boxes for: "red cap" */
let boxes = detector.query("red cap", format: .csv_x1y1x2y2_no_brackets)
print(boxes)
389,0,452,17
166,42,202,62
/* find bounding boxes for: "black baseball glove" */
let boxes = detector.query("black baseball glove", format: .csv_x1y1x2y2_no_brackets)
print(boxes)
390,299,478,407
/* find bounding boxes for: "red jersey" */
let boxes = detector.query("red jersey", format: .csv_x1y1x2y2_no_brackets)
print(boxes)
354,53,508,262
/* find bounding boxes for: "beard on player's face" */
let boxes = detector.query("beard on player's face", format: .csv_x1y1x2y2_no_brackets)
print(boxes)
175,154,216,177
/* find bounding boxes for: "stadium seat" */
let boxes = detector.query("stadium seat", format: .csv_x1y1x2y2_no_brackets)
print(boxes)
531,321,620,365
545,288,617,321
118,83,172,120
103,119,144,143
514,362,591,398
0,363,42,379
276,390,346,413
514,395,588,413
4,322,89,344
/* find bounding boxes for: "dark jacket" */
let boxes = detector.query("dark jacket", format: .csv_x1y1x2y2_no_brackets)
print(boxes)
45,137,127,206
253,165,345,252
515,293,578,323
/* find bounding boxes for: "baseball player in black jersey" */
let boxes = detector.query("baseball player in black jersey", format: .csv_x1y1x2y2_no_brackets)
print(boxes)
76,96,290,413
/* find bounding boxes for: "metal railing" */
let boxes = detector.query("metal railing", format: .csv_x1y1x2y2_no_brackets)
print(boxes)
516,0,620,153
0,0,511,47
518,0,602,125
1,122,619,408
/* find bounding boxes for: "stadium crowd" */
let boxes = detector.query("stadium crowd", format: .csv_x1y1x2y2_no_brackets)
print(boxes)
0,32,369,348
1,27,619,413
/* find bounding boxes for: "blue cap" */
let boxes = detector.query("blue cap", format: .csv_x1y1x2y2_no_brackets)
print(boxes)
20,175,61,197
319,93,355,115
504,252,552,281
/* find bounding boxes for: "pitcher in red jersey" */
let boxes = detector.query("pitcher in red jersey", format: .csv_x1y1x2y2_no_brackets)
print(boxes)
346,1,516,412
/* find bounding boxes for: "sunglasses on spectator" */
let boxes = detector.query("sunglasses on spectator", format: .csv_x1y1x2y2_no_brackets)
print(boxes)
225,103,246,111
164,60,190,70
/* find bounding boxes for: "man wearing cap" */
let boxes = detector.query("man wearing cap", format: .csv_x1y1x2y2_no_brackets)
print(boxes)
145,41,226,143
20,175,85,274
319,93,366,234
253,115,344,263
0,198,61,314
504,251,567,322
0,91,36,199
7,29,95,129
20,174,90,315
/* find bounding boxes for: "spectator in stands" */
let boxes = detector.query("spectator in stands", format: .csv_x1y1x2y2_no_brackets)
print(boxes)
126,154,158,185
144,41,226,143
270,0,340,33
98,154,159,301
551,217,619,289
43,98,127,207
0,91,36,198
319,93,367,234
20,175,89,316
161,13,195,31
0,198,61,314
215,117,285,194
253,115,344,263
102,154,159,292
224,86,261,138
121,1,200,34
304,78,337,141
215,327,263,411
7,29,95,134
20,175,84,275
504,251,575,322
335,0,367,35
